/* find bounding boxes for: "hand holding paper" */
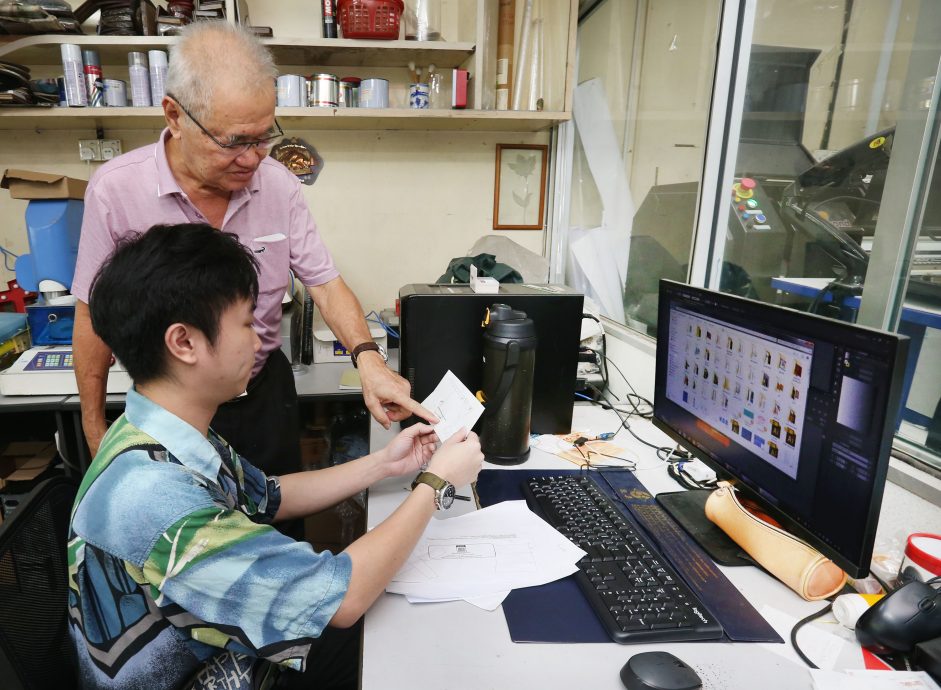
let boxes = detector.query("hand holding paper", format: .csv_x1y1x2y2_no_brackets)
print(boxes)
420,370,485,443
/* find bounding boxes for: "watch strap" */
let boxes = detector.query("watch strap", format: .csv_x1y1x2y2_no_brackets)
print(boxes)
411,471,447,492
351,341,381,368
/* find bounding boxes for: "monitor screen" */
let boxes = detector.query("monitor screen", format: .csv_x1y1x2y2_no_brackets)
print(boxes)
653,280,909,577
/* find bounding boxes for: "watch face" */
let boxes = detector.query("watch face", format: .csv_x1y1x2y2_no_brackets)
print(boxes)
439,484,456,510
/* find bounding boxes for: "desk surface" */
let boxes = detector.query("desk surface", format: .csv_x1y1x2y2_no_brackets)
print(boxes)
362,404,941,689
362,405,840,690
0,358,366,410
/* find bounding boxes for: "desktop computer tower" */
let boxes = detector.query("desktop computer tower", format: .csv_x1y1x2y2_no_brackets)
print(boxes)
399,284,584,434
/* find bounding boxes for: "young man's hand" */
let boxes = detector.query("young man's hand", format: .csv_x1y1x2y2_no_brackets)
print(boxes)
379,423,439,477
426,429,484,489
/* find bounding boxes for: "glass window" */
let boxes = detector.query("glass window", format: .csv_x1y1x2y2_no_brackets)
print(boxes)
561,0,722,335
711,0,941,469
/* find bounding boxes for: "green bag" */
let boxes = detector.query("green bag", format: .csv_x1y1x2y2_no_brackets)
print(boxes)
437,253,523,284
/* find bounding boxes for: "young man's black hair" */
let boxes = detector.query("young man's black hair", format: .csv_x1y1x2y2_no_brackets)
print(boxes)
89,222,259,384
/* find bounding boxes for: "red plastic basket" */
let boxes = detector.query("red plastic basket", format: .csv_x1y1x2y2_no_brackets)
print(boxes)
337,0,404,40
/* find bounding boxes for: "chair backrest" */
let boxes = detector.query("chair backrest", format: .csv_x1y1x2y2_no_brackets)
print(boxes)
0,475,79,690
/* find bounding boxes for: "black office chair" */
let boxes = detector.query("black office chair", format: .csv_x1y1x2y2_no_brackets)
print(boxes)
0,475,79,690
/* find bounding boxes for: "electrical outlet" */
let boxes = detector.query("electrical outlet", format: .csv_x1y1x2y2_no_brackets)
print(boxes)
100,139,122,160
78,139,100,161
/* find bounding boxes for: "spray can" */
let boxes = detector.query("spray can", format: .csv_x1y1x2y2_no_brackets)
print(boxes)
60,44,87,107
128,52,152,107
321,0,337,38
82,49,103,107
148,50,168,104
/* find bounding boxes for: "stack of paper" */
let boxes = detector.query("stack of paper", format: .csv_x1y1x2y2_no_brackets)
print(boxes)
386,500,585,610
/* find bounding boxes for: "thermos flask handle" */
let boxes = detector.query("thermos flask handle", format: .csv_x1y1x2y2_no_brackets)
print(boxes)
482,340,519,417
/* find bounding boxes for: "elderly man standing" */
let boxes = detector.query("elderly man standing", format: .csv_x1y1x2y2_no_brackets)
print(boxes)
71,22,434,488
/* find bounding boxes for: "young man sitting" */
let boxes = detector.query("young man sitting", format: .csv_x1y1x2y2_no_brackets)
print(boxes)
67,223,483,690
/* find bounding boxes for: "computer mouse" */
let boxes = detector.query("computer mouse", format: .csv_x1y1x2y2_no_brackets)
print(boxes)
855,580,941,654
620,651,702,690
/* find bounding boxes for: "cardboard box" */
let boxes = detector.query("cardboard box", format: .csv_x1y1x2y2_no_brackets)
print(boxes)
312,321,387,364
0,441,57,492
1,168,88,200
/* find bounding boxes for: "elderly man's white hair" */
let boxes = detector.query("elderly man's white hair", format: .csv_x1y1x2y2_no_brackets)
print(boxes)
165,22,277,121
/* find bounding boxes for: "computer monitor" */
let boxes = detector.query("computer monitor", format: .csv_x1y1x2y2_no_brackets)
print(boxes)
652,280,909,578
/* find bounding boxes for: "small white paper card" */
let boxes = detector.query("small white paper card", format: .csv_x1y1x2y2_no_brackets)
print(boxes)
420,370,485,443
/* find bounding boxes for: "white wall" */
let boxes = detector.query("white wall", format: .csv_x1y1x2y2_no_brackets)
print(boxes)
0,127,548,312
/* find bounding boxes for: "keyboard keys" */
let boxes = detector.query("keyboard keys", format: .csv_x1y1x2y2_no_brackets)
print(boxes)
523,475,723,644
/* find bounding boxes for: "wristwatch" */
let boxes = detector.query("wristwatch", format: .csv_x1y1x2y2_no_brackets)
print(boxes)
350,342,388,368
411,471,456,510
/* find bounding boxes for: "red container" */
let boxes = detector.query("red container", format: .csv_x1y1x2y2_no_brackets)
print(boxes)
337,0,404,40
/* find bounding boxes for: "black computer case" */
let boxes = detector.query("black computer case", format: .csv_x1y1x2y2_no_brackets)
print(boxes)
399,283,583,434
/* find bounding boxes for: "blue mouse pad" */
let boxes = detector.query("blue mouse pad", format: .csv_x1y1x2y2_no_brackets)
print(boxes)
475,469,610,643
475,468,782,644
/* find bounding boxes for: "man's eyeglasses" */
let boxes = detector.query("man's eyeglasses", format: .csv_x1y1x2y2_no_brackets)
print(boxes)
167,94,283,156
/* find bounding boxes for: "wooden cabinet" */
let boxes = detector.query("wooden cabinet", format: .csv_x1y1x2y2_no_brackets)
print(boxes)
0,0,576,132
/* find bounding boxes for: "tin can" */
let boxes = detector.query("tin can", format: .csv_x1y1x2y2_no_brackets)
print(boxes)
277,74,304,106
309,73,338,108
359,78,389,109
103,79,128,107
339,77,360,107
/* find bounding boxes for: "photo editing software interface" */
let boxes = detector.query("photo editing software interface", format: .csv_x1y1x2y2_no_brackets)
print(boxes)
654,281,908,574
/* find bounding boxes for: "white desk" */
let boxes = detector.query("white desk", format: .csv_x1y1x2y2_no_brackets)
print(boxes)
361,404,851,690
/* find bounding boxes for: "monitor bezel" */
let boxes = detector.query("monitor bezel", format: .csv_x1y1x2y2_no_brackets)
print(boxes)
652,279,909,578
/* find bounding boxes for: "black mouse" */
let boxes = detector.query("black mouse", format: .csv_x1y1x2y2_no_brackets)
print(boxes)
855,580,941,654
620,651,702,690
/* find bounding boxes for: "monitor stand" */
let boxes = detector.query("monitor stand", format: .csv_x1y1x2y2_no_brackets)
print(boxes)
655,489,755,567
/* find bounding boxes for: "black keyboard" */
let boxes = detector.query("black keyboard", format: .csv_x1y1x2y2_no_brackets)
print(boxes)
523,474,724,644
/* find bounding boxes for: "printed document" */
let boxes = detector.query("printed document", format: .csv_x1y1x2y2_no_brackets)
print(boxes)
387,500,585,609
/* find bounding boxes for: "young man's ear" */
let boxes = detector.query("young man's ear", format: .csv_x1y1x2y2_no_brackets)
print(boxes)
164,322,200,365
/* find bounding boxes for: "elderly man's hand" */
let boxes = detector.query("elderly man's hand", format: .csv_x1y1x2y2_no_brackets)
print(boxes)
356,352,437,428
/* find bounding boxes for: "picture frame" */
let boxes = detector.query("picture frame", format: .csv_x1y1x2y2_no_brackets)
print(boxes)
493,143,548,230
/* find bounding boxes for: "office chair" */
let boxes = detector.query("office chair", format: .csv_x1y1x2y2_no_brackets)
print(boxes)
0,475,79,690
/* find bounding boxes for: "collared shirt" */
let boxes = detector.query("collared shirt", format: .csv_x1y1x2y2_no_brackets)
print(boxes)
71,129,340,377
67,389,352,690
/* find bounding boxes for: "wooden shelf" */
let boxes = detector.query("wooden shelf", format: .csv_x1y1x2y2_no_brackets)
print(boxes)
0,106,569,132
0,35,175,65
263,39,474,69
0,34,474,68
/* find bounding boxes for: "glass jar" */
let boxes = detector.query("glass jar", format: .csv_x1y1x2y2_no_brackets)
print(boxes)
404,0,441,41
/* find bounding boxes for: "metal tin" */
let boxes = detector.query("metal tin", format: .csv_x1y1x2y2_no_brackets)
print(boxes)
309,73,338,108
339,77,360,107
103,79,128,107
359,78,389,109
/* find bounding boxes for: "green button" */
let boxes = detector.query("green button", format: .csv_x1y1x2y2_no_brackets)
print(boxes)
746,199,759,209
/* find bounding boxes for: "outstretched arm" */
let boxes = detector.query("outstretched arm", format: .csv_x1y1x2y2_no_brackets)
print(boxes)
308,277,437,427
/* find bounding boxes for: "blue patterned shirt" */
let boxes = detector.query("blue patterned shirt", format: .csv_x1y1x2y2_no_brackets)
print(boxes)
68,389,352,690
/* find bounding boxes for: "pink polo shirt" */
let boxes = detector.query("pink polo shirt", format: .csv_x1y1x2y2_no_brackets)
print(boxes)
72,129,339,377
